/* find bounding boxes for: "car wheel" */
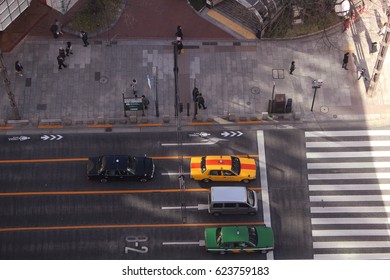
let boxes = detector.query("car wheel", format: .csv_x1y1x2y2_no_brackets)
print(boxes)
242,179,250,183
100,178,108,183
202,178,210,183
212,212,221,217
260,250,268,254
249,212,256,216
139,178,148,183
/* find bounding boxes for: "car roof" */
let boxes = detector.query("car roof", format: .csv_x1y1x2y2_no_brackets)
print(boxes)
101,155,131,170
221,226,249,243
210,186,247,203
204,156,234,170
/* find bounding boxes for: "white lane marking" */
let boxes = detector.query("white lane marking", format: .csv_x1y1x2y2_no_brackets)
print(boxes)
309,184,390,191
310,195,390,202
313,241,390,249
162,240,205,246
307,151,390,158
161,172,190,176
306,140,390,148
308,172,390,180
311,206,390,213
314,253,390,260
161,137,225,146
305,130,390,137
312,229,390,236
308,162,390,169
311,217,390,224
257,130,273,260
161,204,209,210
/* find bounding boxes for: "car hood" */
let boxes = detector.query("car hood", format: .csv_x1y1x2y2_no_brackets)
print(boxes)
204,228,219,249
87,157,100,176
257,226,274,249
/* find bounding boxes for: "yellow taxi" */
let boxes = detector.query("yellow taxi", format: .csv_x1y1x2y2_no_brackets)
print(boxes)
190,155,256,183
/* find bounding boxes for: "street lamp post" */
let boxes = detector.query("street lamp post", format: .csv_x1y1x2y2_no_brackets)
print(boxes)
311,79,323,112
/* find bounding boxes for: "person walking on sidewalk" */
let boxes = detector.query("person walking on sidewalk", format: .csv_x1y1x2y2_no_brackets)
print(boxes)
57,55,67,70
65,42,73,56
55,19,63,35
196,93,207,110
59,47,66,60
131,79,137,96
289,61,296,75
80,31,89,47
358,68,368,81
177,40,183,55
15,61,23,76
142,95,150,110
176,25,183,41
342,52,349,70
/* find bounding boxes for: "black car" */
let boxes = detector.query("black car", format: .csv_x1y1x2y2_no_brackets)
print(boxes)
87,155,155,183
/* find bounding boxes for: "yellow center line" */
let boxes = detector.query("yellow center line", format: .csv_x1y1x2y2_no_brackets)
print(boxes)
0,221,265,232
0,187,261,197
0,155,259,164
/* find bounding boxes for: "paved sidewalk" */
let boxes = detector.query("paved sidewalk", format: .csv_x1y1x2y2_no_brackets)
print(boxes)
1,0,390,128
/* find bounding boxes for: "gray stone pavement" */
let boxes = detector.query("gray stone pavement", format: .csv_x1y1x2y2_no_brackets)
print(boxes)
1,0,390,128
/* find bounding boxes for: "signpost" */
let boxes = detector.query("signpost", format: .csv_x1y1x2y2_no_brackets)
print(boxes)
123,94,144,116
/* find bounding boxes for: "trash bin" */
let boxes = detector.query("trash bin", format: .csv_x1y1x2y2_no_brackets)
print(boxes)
371,42,378,53
274,94,286,113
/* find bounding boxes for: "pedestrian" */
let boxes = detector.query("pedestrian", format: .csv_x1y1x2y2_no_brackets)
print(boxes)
59,47,66,59
378,23,387,36
80,31,89,47
57,55,67,70
55,19,63,35
50,23,59,38
196,93,207,109
342,52,349,69
65,42,73,56
289,61,296,75
358,68,367,81
176,25,183,40
131,79,137,95
15,61,23,76
192,87,199,102
177,40,183,55
141,95,150,110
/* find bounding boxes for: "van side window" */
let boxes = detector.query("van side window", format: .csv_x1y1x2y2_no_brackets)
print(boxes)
225,203,236,208
213,203,223,208
238,203,249,208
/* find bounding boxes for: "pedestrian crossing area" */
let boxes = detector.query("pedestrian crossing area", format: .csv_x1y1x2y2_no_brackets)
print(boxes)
305,130,390,260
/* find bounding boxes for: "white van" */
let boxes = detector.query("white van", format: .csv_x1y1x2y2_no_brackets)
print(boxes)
208,186,258,216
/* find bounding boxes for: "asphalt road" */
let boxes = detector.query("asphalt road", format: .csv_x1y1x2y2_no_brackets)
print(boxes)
0,127,274,260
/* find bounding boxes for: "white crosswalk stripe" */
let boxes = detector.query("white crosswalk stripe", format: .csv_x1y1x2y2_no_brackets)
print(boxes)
305,130,390,260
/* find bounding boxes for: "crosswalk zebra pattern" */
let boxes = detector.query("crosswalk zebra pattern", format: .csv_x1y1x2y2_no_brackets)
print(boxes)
305,130,390,260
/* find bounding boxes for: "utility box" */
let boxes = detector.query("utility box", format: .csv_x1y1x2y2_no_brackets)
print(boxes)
274,94,286,113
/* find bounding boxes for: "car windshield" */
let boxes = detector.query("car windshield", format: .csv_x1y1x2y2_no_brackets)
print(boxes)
127,156,136,174
231,156,241,174
247,190,254,206
200,157,207,173
248,227,258,246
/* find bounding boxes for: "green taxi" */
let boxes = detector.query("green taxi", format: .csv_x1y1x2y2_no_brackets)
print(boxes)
205,225,274,253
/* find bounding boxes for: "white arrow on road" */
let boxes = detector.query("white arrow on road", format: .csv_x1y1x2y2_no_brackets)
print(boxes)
221,131,243,137
161,204,209,210
41,134,63,141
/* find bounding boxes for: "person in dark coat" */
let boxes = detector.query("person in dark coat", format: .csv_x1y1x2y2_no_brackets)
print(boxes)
15,61,23,76
176,25,183,40
289,61,296,75
177,40,183,55
80,31,89,47
50,24,59,38
196,93,207,109
192,87,199,102
142,95,150,110
65,42,73,56
57,55,67,70
59,47,66,59
342,52,349,69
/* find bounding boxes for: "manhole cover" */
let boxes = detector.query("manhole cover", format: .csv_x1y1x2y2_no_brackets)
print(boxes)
99,76,108,84
320,106,329,113
251,87,260,95
247,101,251,106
